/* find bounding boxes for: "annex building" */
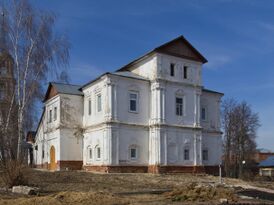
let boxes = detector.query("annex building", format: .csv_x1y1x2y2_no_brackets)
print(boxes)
32,36,223,174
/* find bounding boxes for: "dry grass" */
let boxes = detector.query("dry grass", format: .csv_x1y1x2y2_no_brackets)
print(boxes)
164,182,238,202
0,169,272,205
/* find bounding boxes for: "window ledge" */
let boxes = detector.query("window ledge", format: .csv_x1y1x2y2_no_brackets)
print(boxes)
128,110,139,114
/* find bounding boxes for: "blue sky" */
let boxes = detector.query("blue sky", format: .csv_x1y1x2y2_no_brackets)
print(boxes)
33,0,274,151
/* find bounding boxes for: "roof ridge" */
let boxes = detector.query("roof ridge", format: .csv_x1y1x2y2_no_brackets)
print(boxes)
50,81,81,87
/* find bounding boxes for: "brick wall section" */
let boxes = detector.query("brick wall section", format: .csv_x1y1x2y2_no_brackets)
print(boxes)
83,166,148,173
58,161,83,170
34,163,220,175
148,165,205,174
204,166,220,176
35,163,48,169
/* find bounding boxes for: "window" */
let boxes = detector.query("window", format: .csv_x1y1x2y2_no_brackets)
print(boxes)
183,66,188,79
201,107,206,121
170,63,175,76
184,149,189,160
97,94,102,112
96,146,101,159
129,92,138,112
0,83,5,100
88,99,92,115
176,97,183,116
49,110,52,123
54,107,57,121
0,67,7,76
203,149,208,161
87,147,92,160
42,149,45,159
130,148,137,159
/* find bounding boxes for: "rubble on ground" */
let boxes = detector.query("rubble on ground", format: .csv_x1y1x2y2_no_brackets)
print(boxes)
12,186,39,195
163,182,238,203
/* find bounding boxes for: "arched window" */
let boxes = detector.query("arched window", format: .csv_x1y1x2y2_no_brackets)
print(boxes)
95,145,101,159
129,145,138,160
87,146,92,161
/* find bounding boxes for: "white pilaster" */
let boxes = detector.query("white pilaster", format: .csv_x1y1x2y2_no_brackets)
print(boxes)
194,132,202,166
150,81,165,125
104,125,113,165
194,89,201,127
104,78,117,121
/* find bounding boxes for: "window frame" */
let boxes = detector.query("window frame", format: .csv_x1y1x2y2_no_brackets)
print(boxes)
49,109,52,123
54,107,57,121
0,83,5,100
0,67,7,76
88,98,92,115
128,91,139,113
183,66,188,79
130,148,137,160
129,145,138,160
96,146,101,160
87,146,92,161
201,106,207,121
202,149,209,161
184,148,190,161
97,94,102,112
170,63,175,76
176,97,183,116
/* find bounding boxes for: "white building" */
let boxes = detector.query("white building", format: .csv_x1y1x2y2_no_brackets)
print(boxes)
33,36,223,173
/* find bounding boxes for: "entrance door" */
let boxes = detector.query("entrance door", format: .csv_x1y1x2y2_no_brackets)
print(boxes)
50,146,56,170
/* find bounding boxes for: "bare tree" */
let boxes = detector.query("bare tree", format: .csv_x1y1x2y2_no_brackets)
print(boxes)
0,0,69,186
222,98,260,179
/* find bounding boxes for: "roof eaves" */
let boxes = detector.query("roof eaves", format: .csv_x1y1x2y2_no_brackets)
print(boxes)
80,72,110,91
202,88,224,96
35,107,45,137
109,72,150,82
116,51,156,72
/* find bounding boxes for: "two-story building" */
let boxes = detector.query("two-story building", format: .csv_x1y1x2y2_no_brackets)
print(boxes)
33,36,223,173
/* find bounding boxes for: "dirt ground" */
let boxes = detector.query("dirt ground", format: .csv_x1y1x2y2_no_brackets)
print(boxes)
0,169,273,205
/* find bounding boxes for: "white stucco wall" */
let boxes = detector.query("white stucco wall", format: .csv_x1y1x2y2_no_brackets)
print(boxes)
164,83,200,126
202,133,222,165
45,96,60,132
201,91,222,131
156,53,202,86
60,94,83,128
164,128,197,165
113,75,150,125
117,125,149,165
60,128,83,161
82,77,107,127
130,54,157,80
83,126,107,166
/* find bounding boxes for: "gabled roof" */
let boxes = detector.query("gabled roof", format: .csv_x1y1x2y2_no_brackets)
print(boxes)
43,82,83,102
117,35,207,72
259,156,274,167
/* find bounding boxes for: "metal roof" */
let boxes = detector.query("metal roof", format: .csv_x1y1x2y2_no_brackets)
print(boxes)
117,35,208,72
111,71,149,81
259,156,274,167
202,88,224,96
51,82,83,96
